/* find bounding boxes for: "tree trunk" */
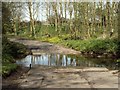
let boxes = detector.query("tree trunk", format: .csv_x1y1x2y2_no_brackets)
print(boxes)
28,1,35,37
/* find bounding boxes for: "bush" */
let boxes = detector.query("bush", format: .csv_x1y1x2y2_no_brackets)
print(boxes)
2,36,29,59
2,54,14,63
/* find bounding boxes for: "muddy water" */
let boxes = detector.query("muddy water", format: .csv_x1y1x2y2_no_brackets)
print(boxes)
16,53,117,70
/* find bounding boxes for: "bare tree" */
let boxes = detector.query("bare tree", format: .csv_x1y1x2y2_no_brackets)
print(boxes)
8,2,23,35
51,2,58,32
26,1,41,37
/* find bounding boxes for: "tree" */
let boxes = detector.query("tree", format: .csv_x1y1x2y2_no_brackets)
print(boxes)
68,2,73,35
2,2,12,34
9,2,23,35
52,2,58,32
21,1,41,37
28,1,35,37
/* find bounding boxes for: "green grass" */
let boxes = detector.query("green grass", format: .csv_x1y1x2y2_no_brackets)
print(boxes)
39,35,119,57
2,63,17,78
63,39,116,54
38,36,62,43
63,39,118,54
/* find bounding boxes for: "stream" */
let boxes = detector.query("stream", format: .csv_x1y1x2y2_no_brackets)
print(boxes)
16,53,118,70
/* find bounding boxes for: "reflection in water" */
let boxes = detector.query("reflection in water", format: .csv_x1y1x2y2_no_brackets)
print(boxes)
16,54,117,70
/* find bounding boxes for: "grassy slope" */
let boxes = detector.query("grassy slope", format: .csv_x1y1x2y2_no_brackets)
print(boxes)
38,35,119,58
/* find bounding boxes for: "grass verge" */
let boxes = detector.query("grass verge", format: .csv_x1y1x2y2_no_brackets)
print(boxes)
39,36,119,58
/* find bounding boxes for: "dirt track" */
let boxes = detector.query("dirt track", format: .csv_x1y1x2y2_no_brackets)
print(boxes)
9,38,81,55
2,38,118,89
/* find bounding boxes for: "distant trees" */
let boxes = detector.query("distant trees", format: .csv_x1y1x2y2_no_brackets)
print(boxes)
47,15,66,27
9,2,23,35
44,2,118,39
2,2,24,35
27,1,41,37
3,1,119,39
3,2,42,37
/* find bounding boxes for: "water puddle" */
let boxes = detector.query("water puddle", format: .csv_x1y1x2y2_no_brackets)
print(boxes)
16,53,117,69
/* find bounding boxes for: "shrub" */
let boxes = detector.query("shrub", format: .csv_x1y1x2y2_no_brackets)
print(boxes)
2,36,29,59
